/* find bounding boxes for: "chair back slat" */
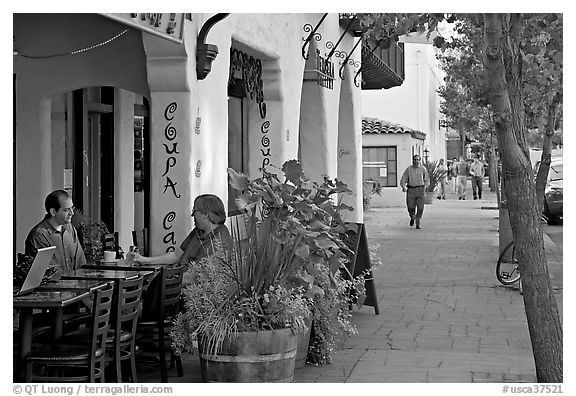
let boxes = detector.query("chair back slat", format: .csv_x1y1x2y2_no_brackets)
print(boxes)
159,265,184,319
89,283,114,380
118,275,144,330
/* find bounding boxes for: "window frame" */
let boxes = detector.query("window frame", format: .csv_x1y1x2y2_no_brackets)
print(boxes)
362,146,398,187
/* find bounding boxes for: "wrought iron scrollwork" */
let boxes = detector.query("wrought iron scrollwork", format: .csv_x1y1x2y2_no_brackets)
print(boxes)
229,48,267,119
325,41,347,61
353,65,363,88
301,13,328,60
325,15,356,60
339,38,362,80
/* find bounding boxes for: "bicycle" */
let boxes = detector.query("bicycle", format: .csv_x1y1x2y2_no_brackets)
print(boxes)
496,241,523,293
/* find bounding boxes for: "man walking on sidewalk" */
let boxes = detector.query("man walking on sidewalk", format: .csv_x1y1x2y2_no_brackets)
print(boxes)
400,154,430,229
469,154,485,200
455,157,470,200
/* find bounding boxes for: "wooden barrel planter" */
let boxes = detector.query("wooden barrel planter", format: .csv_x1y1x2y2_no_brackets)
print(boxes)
198,328,298,382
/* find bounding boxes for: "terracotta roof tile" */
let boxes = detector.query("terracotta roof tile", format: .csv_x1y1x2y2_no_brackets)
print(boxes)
362,117,426,140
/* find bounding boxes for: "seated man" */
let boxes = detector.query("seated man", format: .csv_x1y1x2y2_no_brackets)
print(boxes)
25,190,86,274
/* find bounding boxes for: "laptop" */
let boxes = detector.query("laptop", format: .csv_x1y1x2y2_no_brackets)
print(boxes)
14,246,56,297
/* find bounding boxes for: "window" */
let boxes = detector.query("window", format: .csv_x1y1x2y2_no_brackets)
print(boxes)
227,77,249,216
362,146,397,187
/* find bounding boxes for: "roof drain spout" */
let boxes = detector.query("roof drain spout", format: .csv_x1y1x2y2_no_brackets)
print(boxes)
196,13,230,80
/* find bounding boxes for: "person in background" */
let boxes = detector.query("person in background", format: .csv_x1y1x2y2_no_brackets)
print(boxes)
437,158,448,200
25,189,86,274
450,157,458,193
455,157,471,200
400,154,430,229
129,194,233,267
469,154,486,200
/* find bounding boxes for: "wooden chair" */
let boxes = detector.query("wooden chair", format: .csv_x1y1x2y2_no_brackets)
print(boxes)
107,275,144,382
136,265,185,382
131,228,149,256
24,283,114,382
59,276,144,382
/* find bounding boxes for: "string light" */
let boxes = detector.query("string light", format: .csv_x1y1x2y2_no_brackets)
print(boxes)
16,29,129,59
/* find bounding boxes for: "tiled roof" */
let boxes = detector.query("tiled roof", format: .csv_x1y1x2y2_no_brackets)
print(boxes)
362,117,426,140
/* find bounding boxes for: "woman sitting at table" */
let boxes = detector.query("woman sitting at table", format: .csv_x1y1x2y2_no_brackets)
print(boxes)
129,194,233,267
132,194,233,321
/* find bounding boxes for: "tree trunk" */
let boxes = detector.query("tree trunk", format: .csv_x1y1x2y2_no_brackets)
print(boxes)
535,92,561,214
483,13,562,383
488,136,498,192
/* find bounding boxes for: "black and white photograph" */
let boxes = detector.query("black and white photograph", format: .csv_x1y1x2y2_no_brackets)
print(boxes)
9,6,567,393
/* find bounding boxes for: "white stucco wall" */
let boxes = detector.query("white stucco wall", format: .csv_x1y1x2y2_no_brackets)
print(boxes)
362,39,447,163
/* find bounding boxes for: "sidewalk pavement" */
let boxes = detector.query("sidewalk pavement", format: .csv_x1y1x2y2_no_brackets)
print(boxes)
139,187,563,383
293,187,562,383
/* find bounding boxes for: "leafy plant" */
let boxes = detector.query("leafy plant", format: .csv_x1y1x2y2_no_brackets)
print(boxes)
71,208,109,262
423,159,447,193
306,263,359,365
362,179,382,210
228,160,356,291
171,245,311,356
171,160,359,357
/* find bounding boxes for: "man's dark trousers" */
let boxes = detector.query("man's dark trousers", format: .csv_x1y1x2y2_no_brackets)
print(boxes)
471,176,483,199
406,186,425,223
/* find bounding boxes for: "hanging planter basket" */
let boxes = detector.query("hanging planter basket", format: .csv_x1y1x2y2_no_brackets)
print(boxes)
198,327,298,383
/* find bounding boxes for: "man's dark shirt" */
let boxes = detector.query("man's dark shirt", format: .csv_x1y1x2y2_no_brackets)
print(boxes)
25,215,86,273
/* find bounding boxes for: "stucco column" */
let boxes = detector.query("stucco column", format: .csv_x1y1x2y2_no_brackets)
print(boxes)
113,89,136,251
15,75,53,251
337,66,363,223
299,81,334,182
147,94,194,255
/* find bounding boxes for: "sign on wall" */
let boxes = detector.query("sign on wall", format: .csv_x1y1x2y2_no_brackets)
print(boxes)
101,13,185,43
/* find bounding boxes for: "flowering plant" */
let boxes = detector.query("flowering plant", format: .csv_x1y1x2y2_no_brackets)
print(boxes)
171,160,364,357
306,262,361,365
170,246,310,356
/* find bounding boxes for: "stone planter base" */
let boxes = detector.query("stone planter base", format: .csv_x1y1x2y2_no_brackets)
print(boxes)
424,191,436,204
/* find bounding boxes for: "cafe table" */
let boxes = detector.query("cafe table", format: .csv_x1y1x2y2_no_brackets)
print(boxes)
82,262,163,289
62,268,151,282
83,261,165,272
38,278,111,292
13,288,100,381
64,268,156,293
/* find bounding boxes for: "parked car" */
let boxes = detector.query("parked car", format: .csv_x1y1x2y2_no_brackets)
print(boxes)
534,158,563,225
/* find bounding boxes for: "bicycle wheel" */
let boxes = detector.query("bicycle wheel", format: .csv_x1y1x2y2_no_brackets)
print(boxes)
496,241,521,285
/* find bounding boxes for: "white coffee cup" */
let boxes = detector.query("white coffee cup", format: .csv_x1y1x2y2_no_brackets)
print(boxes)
103,251,116,262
